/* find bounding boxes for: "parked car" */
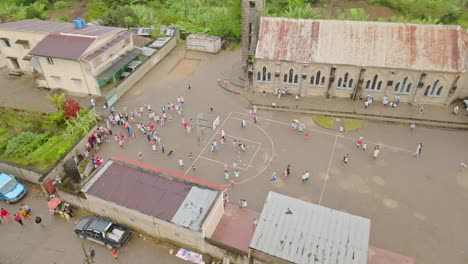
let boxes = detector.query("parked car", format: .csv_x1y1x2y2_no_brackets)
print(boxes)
120,60,142,79
75,216,132,249
0,173,27,203
463,99,468,111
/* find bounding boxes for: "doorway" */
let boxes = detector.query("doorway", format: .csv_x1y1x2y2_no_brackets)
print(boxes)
7,57,20,70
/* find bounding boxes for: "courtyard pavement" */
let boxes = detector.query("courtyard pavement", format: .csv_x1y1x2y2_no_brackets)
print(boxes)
88,47,468,264
1,46,468,264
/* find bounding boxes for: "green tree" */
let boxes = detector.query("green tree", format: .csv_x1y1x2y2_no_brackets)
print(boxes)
129,5,157,27
47,93,66,111
101,6,139,27
282,5,321,19
337,8,369,21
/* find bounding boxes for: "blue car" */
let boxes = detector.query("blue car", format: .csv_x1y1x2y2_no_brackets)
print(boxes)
0,173,27,203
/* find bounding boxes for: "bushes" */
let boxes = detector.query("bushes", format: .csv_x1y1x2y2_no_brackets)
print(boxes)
5,131,49,158
54,1,72,10
63,98,82,119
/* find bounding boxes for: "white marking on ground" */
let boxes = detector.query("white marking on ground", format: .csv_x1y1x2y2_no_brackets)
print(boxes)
198,156,248,170
319,134,338,205
184,112,232,175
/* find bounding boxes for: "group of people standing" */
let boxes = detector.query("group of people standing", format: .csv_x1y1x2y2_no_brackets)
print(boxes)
1,204,42,227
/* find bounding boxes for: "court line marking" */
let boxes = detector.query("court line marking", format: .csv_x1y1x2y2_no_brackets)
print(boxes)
318,134,338,205
219,117,275,186
220,133,262,145
247,143,262,169
184,112,232,176
199,156,248,171
232,111,413,153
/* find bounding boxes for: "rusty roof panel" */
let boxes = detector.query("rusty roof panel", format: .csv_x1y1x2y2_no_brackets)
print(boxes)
256,17,467,73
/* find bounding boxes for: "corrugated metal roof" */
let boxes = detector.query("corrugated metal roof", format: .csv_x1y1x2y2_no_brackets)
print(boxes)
256,17,468,73
171,186,218,231
0,19,123,37
96,48,141,80
250,192,371,264
82,31,130,61
82,160,219,230
28,33,96,60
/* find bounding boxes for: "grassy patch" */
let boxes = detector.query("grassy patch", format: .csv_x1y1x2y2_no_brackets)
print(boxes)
313,116,334,129
344,118,364,132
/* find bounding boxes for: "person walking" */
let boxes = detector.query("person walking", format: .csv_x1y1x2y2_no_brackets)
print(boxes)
191,163,197,171
208,104,214,112
111,249,119,261
178,158,184,167
35,216,45,230
161,144,165,154
305,131,309,139
373,145,380,159
1,208,11,223
253,218,258,228
19,207,30,221
410,123,416,130
302,171,310,182
415,142,423,157
286,165,291,177
224,171,230,180
234,169,240,178
221,129,226,138
188,152,193,160
271,172,277,182
14,213,23,226
230,179,235,188
343,154,349,165
187,84,191,92
356,136,363,148
241,120,246,128
453,105,459,115
138,152,143,160
253,115,258,124
362,143,367,152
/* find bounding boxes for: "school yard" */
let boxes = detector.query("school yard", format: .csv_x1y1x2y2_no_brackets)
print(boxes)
92,47,468,264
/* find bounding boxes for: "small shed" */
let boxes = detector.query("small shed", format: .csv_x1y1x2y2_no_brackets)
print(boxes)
250,192,371,264
186,34,221,53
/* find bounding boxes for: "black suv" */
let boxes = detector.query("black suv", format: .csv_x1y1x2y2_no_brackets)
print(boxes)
75,216,132,249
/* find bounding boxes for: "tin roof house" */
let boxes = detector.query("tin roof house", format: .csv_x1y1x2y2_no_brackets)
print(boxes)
0,19,140,95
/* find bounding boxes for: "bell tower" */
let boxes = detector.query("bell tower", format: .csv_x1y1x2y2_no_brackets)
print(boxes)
241,0,265,74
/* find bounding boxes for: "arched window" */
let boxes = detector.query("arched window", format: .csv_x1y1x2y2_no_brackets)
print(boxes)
257,72,261,81
377,81,382,90
321,76,325,86
310,76,315,85
430,80,439,96
338,78,342,87
401,77,408,92
315,71,321,85
424,85,430,96
406,83,411,93
436,86,443,96
288,69,294,83
371,75,378,90
262,67,267,81
349,79,353,88
366,80,371,90
283,74,288,83
343,73,349,87
394,82,400,92
267,72,271,82
294,74,298,84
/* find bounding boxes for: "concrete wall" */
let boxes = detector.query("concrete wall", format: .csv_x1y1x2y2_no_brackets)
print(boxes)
253,60,467,106
202,192,224,238
186,34,221,53
114,36,176,98
0,30,47,72
0,159,44,184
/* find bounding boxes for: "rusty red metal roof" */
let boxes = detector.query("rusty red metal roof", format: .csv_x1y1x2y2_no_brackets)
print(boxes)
29,33,96,60
0,19,123,37
256,17,468,73
82,158,223,229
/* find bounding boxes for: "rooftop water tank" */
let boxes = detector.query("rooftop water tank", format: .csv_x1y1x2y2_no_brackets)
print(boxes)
73,18,86,29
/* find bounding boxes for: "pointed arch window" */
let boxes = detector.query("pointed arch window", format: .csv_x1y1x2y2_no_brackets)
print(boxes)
267,72,271,81
321,76,325,86
377,81,382,90
424,85,430,96
425,79,443,97
258,66,271,83
294,74,298,84
337,72,351,89
371,75,378,90
394,76,413,94
262,67,267,81
310,76,315,85
366,80,371,90
283,74,288,83
315,71,321,85
284,68,297,84
288,69,293,83
348,79,353,88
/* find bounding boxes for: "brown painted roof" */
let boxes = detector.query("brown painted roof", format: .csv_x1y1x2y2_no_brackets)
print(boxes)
256,17,468,73
0,19,123,37
82,31,130,61
28,34,96,60
84,159,222,226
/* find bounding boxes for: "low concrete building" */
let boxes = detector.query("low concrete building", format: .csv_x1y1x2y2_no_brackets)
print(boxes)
186,34,222,53
0,19,139,95
250,192,371,264
253,17,468,106
80,158,226,251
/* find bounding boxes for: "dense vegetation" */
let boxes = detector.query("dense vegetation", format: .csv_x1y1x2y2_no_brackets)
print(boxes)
0,0,466,38
0,96,99,170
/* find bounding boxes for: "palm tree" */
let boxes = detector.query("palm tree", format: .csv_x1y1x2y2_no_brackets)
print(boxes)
47,93,66,111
